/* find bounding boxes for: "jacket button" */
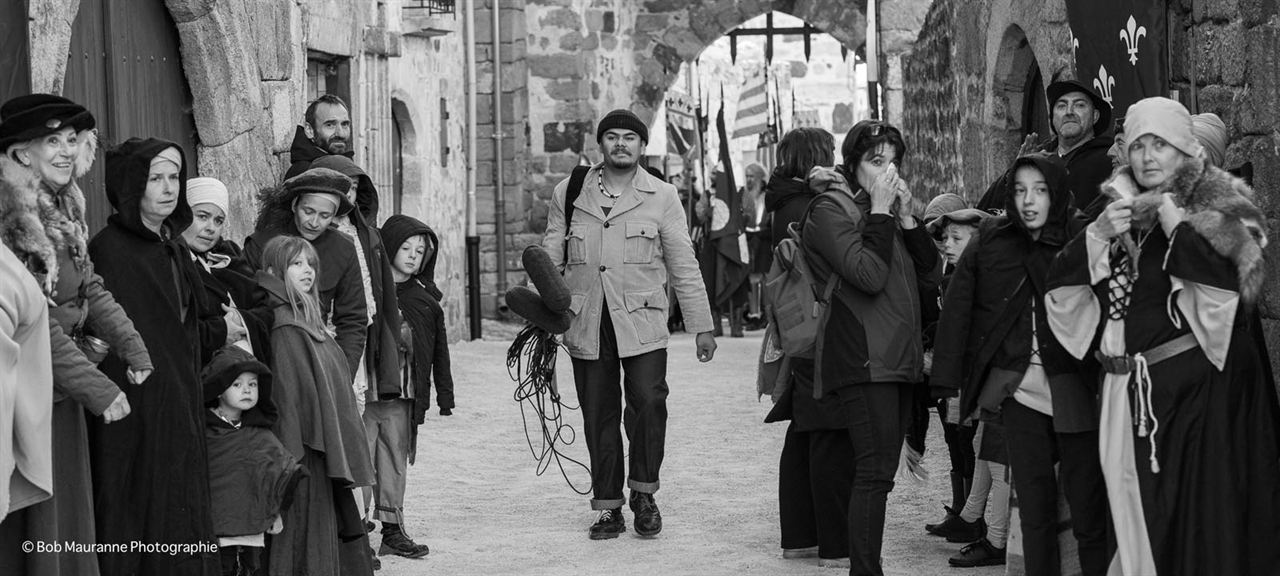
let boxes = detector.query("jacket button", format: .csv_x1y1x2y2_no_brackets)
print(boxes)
599,265,607,272
643,301,649,306
603,222,611,228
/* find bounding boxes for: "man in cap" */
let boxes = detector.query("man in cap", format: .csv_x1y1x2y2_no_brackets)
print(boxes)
244,168,369,380
542,108,717,540
1021,79,1115,212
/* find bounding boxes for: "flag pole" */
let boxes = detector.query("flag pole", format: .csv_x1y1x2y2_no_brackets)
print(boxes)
866,0,881,120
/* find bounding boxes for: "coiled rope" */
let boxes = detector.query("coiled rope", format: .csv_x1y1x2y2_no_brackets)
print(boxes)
506,323,592,494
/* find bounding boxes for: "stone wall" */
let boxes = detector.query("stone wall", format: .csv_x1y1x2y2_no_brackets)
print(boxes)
392,33,472,342
1168,0,1280,366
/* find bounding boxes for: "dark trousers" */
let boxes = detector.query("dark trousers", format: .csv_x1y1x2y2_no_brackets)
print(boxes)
779,423,854,559
219,545,262,576
571,309,669,510
836,383,911,576
905,381,932,454
1002,398,1110,576
938,401,977,510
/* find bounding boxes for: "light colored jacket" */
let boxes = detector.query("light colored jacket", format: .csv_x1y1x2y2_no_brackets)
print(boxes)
543,164,713,360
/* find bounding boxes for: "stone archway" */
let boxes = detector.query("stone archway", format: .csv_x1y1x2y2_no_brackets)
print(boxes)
390,94,421,217
988,24,1043,164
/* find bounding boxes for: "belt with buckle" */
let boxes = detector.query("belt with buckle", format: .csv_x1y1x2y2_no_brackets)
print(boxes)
1094,333,1198,375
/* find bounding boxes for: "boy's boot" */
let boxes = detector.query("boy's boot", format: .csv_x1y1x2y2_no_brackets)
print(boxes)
379,523,430,559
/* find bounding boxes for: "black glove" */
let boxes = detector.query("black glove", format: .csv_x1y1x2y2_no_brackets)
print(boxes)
439,407,453,416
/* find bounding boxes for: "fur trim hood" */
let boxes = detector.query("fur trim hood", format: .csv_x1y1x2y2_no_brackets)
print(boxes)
253,181,301,236
1102,155,1267,303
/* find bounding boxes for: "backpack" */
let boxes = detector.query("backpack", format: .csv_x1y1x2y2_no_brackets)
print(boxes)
763,190,856,358
757,190,858,407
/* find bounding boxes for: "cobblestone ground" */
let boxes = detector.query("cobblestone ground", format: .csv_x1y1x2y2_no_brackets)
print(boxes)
378,327,1004,576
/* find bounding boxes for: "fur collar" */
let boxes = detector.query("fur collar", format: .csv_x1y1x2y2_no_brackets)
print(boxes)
0,155,58,293
1102,156,1267,304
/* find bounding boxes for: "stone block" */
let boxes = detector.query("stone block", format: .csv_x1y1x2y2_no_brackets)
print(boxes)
642,0,685,10
1195,84,1245,139
28,0,77,93
539,7,581,30
1196,21,1247,86
164,0,216,24
545,79,587,101
559,31,585,51
263,81,300,154
176,0,262,147
198,131,277,239
252,0,295,81
363,26,403,57
1240,0,1280,26
1194,0,1240,22
543,121,592,153
549,153,584,173
1246,21,1280,131
529,54,585,79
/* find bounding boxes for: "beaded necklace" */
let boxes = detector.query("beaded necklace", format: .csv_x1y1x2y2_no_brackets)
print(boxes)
598,170,621,200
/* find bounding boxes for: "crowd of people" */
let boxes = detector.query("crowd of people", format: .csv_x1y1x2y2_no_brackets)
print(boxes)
753,80,1280,576
3,76,1280,576
0,93,453,576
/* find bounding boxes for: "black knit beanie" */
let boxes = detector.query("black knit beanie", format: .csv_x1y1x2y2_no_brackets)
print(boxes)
595,109,648,143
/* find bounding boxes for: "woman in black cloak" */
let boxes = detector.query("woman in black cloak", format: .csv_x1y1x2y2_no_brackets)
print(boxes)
88,138,220,575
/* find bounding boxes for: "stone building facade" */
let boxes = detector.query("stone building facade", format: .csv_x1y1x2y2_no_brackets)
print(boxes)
899,0,1280,368
474,0,930,315
21,0,471,340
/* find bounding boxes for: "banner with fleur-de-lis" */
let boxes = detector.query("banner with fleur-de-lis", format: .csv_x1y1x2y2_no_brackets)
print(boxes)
1066,1,1167,122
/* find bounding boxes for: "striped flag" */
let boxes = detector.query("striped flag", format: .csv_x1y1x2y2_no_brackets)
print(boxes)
733,69,769,138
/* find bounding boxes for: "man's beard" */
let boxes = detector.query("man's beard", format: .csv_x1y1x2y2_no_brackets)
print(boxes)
319,136,348,154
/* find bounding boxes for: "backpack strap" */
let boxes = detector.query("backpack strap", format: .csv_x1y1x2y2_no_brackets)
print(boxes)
562,165,591,255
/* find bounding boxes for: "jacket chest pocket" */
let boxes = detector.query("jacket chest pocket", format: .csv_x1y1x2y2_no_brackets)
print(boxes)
624,221,659,264
566,228,587,265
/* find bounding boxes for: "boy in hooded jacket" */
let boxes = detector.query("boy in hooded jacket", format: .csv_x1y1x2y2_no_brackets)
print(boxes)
202,345,305,576
364,214,455,558
931,155,1109,576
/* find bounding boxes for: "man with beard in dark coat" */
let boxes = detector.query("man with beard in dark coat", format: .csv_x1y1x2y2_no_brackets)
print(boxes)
932,155,1108,576
284,94,354,180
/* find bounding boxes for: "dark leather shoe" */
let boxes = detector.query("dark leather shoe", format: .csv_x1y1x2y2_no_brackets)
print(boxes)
378,531,430,559
948,538,1006,567
925,505,958,534
630,492,662,537
589,508,626,540
938,515,986,543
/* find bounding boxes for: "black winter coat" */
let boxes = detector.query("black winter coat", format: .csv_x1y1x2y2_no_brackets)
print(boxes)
932,155,1098,432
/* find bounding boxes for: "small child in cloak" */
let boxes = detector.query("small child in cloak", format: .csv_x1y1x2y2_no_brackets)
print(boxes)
202,345,305,576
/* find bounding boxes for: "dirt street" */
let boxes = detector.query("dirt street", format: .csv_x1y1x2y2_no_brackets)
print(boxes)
377,328,1004,576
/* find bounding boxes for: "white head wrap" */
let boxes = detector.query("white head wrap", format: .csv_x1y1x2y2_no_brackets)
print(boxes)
185,177,229,217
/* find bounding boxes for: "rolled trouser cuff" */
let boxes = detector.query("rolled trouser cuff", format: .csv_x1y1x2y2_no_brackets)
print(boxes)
590,498,626,511
627,479,659,494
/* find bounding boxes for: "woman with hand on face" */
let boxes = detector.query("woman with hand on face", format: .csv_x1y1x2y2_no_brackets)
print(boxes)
802,120,940,575
0,94,150,576
89,139,221,575
1046,97,1280,576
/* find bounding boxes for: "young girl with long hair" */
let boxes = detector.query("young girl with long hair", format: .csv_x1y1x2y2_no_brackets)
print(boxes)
257,235,374,576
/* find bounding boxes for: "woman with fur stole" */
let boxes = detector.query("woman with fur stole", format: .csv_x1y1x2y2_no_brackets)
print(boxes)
0,94,151,576
1046,97,1280,575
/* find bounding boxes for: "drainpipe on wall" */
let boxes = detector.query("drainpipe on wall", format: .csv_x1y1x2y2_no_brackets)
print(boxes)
465,0,482,339
492,0,509,314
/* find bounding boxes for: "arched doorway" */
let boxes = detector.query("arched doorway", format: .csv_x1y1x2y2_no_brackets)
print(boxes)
988,24,1049,178
390,97,419,217
63,0,199,234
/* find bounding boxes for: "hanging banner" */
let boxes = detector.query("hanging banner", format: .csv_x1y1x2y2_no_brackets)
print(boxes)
664,92,700,159
1066,0,1167,119
1,0,31,103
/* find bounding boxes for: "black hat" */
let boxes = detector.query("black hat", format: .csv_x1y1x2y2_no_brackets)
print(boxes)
201,345,271,405
505,286,572,334
1046,80,1112,136
0,94,96,152
283,167,356,216
522,245,570,313
596,109,648,143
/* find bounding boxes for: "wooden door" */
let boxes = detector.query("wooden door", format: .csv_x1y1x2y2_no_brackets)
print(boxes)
1,0,31,103
63,0,199,235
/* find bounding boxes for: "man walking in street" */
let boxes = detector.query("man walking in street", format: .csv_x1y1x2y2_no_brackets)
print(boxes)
542,108,717,540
